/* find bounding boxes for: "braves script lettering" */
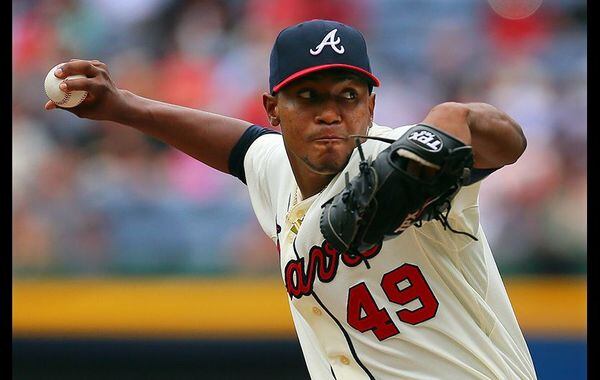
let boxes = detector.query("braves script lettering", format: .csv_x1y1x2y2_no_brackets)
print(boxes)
285,240,382,298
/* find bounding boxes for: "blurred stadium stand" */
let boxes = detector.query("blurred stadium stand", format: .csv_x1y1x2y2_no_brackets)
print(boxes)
13,0,586,379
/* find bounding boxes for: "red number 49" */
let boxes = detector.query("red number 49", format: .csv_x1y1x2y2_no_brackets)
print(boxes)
347,264,439,341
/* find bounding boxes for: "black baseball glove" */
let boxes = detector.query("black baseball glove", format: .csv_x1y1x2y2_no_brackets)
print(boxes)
319,123,477,255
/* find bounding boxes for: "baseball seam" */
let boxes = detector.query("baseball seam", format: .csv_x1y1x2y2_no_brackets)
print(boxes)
45,76,87,106
49,89,87,107
66,91,87,106
44,86,66,105
56,91,71,105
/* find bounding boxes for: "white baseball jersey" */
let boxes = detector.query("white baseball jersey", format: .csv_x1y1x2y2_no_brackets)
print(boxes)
243,123,537,380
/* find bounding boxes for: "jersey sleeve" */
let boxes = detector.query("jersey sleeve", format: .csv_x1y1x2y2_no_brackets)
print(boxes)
242,129,287,241
228,125,280,184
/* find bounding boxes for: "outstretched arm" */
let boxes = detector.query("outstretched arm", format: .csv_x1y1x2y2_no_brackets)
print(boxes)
44,59,252,174
422,102,527,169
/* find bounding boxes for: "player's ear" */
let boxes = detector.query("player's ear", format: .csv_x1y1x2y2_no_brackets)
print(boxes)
262,92,280,127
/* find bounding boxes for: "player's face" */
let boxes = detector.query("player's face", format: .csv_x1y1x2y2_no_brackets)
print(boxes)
266,71,375,177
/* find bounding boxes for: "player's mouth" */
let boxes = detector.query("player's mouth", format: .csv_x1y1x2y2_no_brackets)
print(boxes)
312,135,347,143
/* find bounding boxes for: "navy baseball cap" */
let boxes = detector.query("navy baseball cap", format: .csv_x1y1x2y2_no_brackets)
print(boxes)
269,19,380,94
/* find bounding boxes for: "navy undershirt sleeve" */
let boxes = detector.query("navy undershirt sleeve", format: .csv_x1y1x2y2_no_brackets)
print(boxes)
228,125,281,184
464,167,500,185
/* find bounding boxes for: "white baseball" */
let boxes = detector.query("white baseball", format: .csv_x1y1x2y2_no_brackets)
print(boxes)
44,63,88,108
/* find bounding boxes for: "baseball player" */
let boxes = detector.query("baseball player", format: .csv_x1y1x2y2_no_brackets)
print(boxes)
45,19,537,379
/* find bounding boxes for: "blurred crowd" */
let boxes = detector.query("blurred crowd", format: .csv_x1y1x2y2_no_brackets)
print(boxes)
12,0,586,276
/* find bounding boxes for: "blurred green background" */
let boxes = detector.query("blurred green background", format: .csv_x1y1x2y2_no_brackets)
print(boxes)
13,0,586,379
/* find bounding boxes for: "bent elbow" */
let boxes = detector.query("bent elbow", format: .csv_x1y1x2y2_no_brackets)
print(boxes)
506,133,527,165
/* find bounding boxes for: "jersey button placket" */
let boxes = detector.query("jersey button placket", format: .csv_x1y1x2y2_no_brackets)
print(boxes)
312,306,322,316
340,355,350,365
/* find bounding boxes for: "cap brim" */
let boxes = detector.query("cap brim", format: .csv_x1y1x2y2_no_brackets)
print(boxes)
272,64,380,93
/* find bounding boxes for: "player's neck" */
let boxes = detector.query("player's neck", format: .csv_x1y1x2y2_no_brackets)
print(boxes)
290,163,335,199
297,176,332,199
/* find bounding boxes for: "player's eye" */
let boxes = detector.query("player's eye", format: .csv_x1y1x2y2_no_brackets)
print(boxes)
341,90,358,99
298,90,315,99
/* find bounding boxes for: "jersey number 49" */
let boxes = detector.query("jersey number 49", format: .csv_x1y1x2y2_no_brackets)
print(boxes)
346,263,439,341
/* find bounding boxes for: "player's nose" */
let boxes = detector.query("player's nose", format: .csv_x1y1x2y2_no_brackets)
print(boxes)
314,93,343,125
315,101,342,125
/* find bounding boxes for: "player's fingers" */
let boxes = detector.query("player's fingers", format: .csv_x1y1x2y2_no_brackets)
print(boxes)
55,59,101,79
59,77,94,92
44,100,57,110
90,60,108,69
91,60,110,76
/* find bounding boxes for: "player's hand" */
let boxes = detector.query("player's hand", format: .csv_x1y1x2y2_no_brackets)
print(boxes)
44,59,127,122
